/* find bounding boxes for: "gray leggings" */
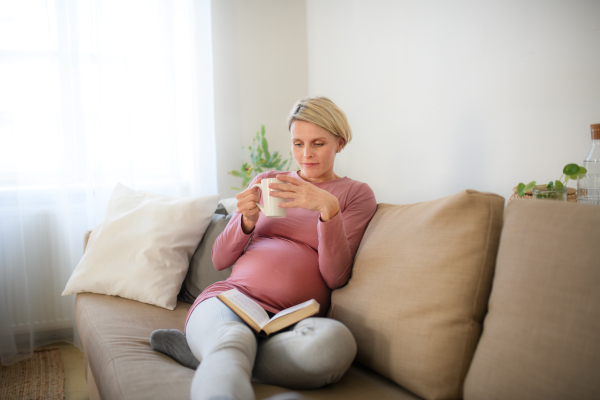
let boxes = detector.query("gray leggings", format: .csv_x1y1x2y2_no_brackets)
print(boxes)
186,297,357,400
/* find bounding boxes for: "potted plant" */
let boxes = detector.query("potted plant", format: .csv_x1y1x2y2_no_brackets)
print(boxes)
515,163,587,201
228,125,293,190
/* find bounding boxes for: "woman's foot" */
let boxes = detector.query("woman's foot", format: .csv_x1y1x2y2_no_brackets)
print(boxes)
150,329,199,369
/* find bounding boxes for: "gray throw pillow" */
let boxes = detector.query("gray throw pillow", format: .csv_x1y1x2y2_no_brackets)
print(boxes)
214,203,228,216
178,212,234,303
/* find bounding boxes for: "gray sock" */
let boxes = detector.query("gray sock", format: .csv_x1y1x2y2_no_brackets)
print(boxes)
150,329,199,369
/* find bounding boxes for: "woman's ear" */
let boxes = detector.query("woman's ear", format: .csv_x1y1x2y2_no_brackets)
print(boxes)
337,137,345,153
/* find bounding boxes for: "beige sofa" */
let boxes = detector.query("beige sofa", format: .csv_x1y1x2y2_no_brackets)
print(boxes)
75,190,600,400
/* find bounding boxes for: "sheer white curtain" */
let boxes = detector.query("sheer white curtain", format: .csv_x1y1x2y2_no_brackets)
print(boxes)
0,0,216,365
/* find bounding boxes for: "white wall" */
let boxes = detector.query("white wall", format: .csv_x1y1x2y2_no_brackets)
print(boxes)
307,0,600,204
211,0,308,198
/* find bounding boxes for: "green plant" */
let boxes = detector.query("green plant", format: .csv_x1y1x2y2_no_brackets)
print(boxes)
228,125,293,190
516,163,587,198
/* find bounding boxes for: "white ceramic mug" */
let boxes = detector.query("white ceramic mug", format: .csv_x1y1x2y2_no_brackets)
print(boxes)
252,178,288,218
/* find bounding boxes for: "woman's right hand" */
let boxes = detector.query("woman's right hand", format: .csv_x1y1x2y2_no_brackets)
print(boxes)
236,178,261,234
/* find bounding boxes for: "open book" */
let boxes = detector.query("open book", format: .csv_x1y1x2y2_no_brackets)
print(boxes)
217,289,320,336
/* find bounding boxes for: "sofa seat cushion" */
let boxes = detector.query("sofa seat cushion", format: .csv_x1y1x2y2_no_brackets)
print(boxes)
328,190,504,400
76,293,425,400
76,293,195,400
464,200,600,400
254,363,424,400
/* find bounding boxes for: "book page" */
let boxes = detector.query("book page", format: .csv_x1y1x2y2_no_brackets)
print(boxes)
220,290,270,328
269,299,316,323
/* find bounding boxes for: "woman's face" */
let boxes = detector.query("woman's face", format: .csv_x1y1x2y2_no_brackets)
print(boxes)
290,120,344,183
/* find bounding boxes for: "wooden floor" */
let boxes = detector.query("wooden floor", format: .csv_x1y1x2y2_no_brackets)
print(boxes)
39,342,89,400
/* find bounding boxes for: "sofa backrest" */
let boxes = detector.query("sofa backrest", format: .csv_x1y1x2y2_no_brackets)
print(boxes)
464,200,600,400
328,190,505,400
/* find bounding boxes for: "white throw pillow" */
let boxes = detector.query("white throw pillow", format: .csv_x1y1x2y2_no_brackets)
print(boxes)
62,183,220,310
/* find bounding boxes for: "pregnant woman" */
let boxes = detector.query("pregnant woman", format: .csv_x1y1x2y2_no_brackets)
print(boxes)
151,97,377,400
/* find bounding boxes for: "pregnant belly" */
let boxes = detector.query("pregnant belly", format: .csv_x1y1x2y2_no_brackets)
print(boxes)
227,236,331,313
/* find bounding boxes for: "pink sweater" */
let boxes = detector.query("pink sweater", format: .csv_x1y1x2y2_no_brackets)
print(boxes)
185,170,377,328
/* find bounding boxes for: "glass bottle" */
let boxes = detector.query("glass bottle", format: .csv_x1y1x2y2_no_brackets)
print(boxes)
583,124,600,175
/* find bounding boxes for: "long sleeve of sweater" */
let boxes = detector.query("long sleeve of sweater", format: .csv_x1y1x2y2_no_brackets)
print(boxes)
316,183,377,289
211,212,252,271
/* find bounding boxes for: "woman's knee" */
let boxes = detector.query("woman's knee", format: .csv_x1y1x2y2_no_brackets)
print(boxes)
294,318,357,373
187,302,257,363
254,318,356,389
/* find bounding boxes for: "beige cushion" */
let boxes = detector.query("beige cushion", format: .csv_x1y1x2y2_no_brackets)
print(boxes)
254,363,424,400
63,183,219,310
76,293,424,400
464,200,600,400
76,293,195,400
328,190,504,400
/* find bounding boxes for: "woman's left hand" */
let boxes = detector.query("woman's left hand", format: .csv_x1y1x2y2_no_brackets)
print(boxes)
270,174,340,222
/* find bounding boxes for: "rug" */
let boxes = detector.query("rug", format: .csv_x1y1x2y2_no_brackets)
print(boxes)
0,347,65,400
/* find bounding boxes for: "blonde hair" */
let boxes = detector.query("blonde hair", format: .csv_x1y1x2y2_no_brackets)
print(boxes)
287,97,352,150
